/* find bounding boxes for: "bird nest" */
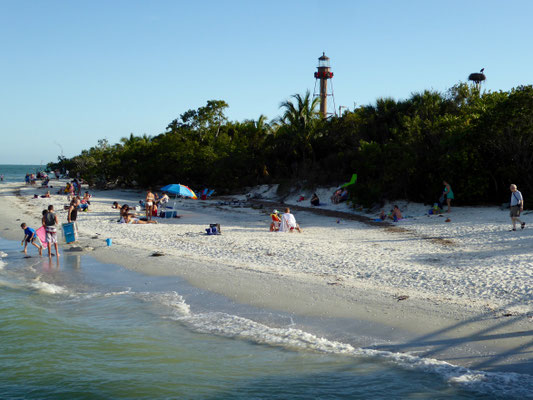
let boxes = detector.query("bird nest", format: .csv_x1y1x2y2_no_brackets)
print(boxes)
468,73,486,83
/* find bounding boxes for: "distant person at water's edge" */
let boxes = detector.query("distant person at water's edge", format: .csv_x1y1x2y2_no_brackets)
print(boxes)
509,184,525,231
43,205,60,258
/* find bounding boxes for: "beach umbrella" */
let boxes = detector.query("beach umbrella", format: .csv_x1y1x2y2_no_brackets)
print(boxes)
160,184,197,199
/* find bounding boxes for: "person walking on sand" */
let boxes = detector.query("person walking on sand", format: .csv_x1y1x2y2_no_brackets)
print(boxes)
42,205,60,258
509,184,525,231
145,189,155,221
20,223,42,256
442,181,454,213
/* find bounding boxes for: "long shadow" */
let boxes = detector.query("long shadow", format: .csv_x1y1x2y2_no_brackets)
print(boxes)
371,296,533,374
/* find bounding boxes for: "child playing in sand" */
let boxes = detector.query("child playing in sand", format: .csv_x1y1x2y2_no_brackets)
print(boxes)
20,223,43,256
270,210,281,231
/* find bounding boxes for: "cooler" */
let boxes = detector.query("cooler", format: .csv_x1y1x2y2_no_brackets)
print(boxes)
162,210,177,218
62,222,77,244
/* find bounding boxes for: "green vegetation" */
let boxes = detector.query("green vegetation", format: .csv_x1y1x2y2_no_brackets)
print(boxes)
49,83,533,206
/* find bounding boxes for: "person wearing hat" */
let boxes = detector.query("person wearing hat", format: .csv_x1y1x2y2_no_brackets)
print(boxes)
270,209,281,231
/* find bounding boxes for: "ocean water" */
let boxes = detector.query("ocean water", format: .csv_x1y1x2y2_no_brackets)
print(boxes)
0,164,43,183
1,237,532,399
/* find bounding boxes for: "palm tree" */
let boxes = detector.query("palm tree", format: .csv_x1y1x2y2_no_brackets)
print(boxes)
275,91,321,174
278,90,320,134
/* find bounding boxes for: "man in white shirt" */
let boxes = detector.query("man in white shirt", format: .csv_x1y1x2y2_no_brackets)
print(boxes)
280,207,302,233
509,184,525,231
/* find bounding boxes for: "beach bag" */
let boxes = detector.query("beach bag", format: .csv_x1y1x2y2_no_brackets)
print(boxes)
206,223,221,235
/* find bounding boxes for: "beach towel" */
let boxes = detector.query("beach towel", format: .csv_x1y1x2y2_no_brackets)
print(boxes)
280,213,297,232
36,226,48,249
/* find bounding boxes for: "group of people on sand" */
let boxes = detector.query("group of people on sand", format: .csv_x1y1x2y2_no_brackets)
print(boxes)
137,190,170,221
331,188,349,204
375,181,526,231
270,208,302,233
21,180,94,257
20,205,60,258
114,202,158,224
379,205,403,222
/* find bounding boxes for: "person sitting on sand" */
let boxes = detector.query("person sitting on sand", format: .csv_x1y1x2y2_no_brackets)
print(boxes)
280,208,302,233
20,223,43,256
112,201,121,209
119,204,132,219
79,193,90,211
339,189,349,203
310,193,320,206
379,210,387,221
157,193,170,207
331,189,342,204
390,205,403,222
270,210,281,232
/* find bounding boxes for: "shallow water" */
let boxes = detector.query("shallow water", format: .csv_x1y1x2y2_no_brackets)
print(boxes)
0,164,42,183
1,236,531,399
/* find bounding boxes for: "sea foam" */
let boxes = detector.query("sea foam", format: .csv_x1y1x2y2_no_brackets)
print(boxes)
30,280,68,295
145,289,533,399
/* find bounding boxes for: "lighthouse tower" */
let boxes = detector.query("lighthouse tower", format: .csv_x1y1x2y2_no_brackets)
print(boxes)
314,52,334,118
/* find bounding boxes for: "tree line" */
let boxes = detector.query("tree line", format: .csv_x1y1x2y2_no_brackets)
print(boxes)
48,83,533,207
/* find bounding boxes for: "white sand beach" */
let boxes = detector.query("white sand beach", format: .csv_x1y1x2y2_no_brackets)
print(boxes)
1,181,532,374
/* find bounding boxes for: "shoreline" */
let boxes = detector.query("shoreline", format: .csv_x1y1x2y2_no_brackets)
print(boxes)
0,181,532,375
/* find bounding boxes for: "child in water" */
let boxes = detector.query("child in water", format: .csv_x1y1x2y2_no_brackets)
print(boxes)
20,223,43,256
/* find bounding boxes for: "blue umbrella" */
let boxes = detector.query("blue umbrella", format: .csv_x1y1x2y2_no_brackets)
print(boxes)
160,184,197,199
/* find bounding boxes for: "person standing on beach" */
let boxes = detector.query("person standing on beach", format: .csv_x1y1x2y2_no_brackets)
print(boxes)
442,181,454,213
145,189,155,221
42,205,60,258
68,196,80,223
509,184,525,231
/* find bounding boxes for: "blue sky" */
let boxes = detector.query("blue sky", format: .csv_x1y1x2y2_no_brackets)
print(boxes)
1,0,532,164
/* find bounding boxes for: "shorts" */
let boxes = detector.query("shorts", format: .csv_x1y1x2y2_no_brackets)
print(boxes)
25,237,35,244
46,228,57,244
510,205,521,217
146,202,153,207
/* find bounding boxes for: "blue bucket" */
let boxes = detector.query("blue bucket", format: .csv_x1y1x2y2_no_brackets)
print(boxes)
106,238,112,246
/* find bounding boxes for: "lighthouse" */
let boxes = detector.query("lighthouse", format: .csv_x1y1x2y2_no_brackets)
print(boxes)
314,52,334,118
